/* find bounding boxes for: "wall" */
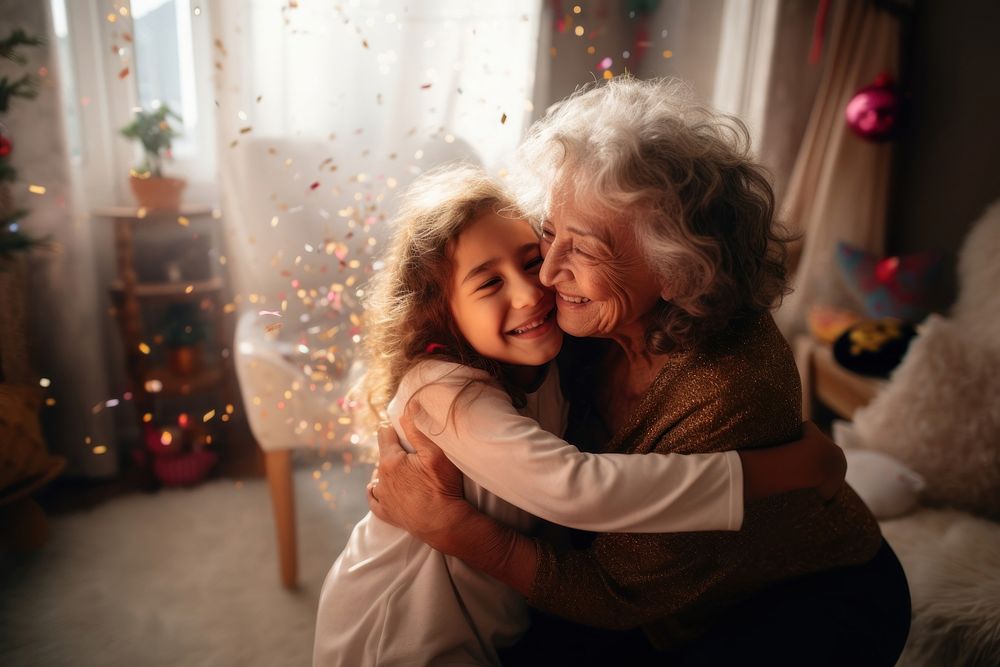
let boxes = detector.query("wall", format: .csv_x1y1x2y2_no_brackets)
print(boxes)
888,0,1000,311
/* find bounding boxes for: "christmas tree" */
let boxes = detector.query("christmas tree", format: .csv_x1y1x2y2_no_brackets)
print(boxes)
0,28,47,265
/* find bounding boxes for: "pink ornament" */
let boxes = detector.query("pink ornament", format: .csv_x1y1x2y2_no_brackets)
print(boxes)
845,73,902,142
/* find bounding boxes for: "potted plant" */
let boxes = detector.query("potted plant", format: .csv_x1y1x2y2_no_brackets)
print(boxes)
159,302,207,377
120,104,186,210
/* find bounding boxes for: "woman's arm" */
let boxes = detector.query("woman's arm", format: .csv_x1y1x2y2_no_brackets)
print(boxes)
368,423,537,597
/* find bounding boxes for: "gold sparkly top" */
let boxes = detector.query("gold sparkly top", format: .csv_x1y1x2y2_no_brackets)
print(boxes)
533,313,882,648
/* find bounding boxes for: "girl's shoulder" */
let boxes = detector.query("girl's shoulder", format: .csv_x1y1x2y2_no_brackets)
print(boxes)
397,359,494,397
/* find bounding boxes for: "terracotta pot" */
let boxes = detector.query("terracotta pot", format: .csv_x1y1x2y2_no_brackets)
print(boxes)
129,174,186,210
168,344,202,377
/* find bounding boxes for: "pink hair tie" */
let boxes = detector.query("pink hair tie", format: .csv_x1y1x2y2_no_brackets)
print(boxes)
425,343,447,354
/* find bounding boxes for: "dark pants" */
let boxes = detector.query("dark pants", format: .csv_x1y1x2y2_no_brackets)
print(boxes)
500,539,911,667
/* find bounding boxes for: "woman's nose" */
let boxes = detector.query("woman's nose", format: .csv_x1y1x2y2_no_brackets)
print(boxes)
539,245,568,287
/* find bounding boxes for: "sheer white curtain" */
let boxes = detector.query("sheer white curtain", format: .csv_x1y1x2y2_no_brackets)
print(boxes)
208,0,541,402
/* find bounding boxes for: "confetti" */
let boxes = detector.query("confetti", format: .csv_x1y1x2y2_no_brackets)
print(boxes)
93,445,109,455
28,184,46,195
573,5,582,13
265,322,283,335
420,83,432,89
118,66,130,79
203,409,216,422
662,50,673,58
39,377,51,387
310,181,320,190
599,57,612,70
258,310,282,317
139,342,151,354
177,216,190,226
239,126,253,134
500,113,507,124
575,26,585,36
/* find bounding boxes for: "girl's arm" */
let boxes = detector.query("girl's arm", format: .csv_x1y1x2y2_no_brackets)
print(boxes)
392,362,843,534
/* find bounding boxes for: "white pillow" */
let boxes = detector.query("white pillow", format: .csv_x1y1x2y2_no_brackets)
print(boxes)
843,447,925,519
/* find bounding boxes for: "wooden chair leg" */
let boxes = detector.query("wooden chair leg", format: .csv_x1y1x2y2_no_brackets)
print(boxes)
264,450,298,589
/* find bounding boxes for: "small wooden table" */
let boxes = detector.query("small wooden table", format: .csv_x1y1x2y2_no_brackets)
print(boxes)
794,335,887,420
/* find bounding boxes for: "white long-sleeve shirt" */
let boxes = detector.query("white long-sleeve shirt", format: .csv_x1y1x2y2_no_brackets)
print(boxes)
313,360,743,666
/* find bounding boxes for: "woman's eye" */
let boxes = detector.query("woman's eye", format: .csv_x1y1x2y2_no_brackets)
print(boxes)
540,228,554,241
525,256,543,271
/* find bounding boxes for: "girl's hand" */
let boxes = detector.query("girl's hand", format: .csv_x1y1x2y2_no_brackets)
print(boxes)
367,402,469,549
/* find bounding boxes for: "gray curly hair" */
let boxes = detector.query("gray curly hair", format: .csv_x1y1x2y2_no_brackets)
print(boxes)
512,76,791,352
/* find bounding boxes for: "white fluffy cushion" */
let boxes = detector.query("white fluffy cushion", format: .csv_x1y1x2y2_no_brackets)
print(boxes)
881,509,1000,667
852,315,1000,518
953,199,1000,350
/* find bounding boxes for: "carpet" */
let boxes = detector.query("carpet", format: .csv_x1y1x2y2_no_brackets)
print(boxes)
0,465,371,666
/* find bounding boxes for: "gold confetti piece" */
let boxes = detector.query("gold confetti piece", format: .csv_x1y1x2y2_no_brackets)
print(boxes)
239,126,253,134
573,4,582,13
550,46,557,58
338,416,352,425
137,207,148,219
265,322,283,335
229,139,239,148
93,445,109,455
122,33,133,43
143,412,153,423
270,216,279,227
603,69,613,80
145,379,163,393
501,112,507,124
225,403,234,414
138,342,151,355
184,284,194,294
221,414,230,422
106,13,117,23
203,409,216,422
177,216,190,226
39,377,51,387
662,50,673,58
119,6,129,16
575,26,585,36
45,397,56,406
85,436,92,445
28,184,46,195
256,94,262,103
587,45,596,55
223,303,237,314
118,66,130,79
161,431,173,446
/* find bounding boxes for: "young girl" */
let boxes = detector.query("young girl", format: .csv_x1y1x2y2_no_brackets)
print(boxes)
313,164,839,666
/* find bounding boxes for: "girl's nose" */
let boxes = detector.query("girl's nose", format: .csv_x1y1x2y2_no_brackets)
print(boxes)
511,272,545,310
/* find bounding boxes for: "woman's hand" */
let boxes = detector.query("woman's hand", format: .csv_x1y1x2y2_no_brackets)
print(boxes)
367,403,470,550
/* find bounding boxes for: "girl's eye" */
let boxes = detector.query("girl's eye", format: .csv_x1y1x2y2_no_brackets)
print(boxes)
525,256,543,271
477,277,501,291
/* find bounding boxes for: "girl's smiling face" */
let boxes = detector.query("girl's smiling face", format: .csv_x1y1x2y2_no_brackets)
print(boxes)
449,211,562,368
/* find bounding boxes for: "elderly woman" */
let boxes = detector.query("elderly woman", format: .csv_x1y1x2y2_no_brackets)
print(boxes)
369,78,911,665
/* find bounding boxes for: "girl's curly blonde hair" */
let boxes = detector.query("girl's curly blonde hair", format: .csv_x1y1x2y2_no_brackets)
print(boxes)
359,163,527,428
513,76,792,353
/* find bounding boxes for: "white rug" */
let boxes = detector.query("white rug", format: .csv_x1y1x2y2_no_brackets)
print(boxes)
0,465,371,667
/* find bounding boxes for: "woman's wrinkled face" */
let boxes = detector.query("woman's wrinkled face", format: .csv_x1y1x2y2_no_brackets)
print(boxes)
538,202,663,339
